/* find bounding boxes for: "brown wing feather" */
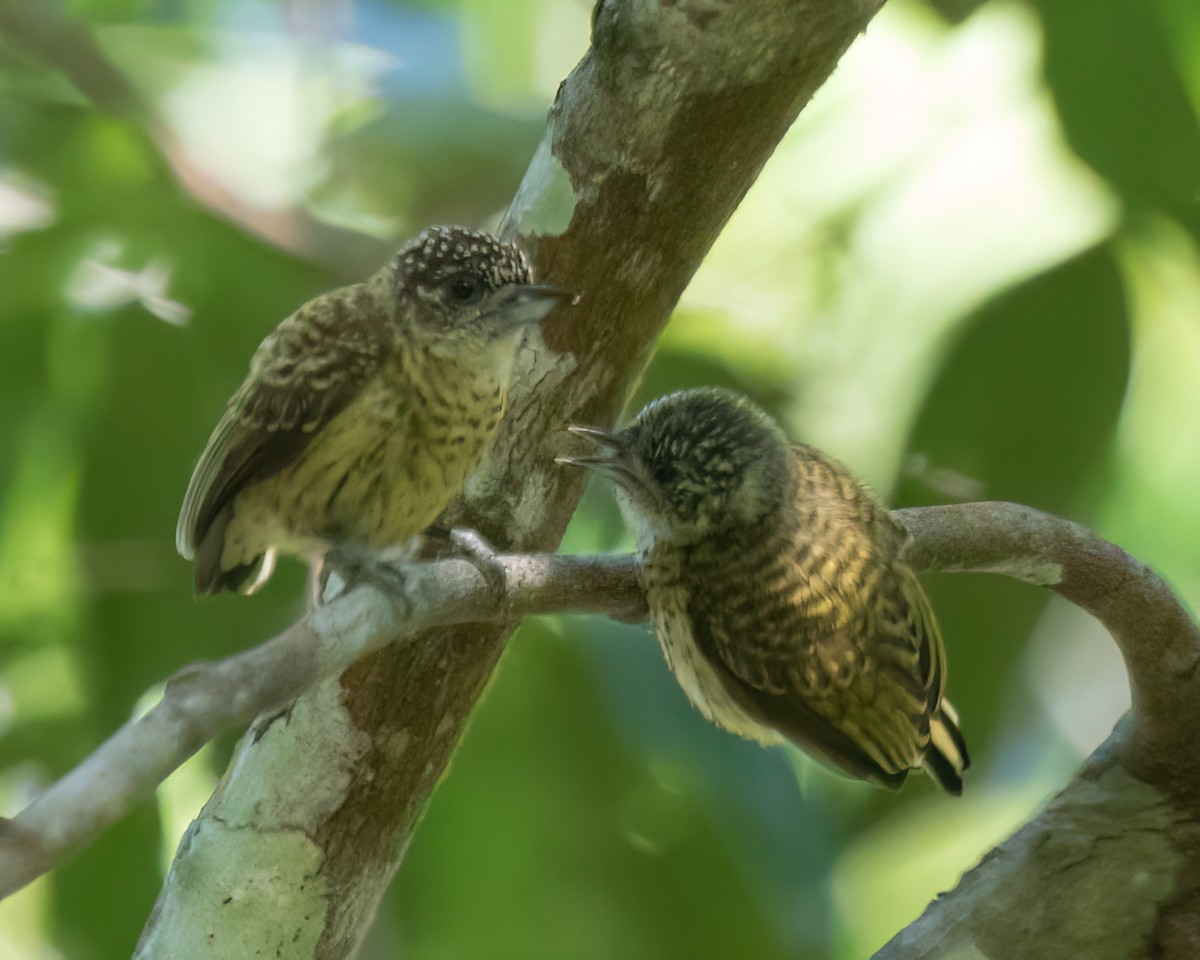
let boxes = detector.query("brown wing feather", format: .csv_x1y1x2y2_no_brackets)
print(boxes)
687,462,945,787
691,595,921,788
175,285,388,564
693,611,911,787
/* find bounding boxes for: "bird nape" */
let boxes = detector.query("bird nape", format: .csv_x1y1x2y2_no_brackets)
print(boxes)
176,225,571,597
559,386,969,794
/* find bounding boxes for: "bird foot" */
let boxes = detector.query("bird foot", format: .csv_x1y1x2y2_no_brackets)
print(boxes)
321,543,412,608
424,526,508,603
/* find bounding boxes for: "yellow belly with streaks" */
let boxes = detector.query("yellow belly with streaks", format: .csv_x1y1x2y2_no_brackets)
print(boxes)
221,373,504,567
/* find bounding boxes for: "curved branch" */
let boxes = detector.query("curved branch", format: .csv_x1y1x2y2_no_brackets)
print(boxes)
888,503,1200,960
897,502,1200,779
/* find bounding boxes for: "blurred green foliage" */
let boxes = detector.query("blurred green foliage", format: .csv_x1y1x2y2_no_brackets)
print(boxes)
0,0,1197,958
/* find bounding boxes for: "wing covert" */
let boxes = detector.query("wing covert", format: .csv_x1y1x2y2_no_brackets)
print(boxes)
690,552,943,786
175,290,388,561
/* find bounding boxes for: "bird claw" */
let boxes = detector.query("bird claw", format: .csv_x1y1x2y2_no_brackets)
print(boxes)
322,543,411,608
424,526,507,603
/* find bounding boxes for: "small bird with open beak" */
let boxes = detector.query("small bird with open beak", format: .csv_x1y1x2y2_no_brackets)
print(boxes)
558,388,969,793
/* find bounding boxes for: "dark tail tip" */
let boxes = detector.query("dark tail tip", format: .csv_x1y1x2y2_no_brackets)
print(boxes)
945,714,972,772
925,700,970,795
923,748,964,796
193,540,261,597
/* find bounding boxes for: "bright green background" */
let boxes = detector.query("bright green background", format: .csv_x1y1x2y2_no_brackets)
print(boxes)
1,0,1198,957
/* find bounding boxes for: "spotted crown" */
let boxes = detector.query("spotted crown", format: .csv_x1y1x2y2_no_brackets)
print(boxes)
624,388,791,528
630,389,786,480
398,225,533,294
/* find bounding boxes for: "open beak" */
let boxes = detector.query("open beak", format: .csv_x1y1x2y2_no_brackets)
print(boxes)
491,283,579,328
556,425,641,490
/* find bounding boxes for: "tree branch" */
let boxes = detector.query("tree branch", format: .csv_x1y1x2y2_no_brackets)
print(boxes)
0,553,642,900
7,500,1198,957
882,504,1200,960
897,503,1200,778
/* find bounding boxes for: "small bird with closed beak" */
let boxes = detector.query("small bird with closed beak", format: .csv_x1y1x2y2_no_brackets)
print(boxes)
559,388,969,793
177,225,570,596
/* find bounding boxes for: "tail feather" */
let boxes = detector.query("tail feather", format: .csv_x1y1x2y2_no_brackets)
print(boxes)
193,505,266,596
924,700,970,795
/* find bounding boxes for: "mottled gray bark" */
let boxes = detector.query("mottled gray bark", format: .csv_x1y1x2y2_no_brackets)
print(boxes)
135,1,884,956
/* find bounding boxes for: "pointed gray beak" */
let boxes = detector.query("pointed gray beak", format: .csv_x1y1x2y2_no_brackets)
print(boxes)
556,425,641,491
565,425,621,451
489,283,578,328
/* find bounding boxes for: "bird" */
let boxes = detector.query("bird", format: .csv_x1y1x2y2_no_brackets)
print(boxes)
557,387,969,793
177,225,570,597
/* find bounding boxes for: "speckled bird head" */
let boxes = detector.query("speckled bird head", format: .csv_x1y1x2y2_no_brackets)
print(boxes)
560,388,792,545
393,225,570,356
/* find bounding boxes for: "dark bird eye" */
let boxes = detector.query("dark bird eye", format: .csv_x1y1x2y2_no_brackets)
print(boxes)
652,463,677,486
445,274,486,305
